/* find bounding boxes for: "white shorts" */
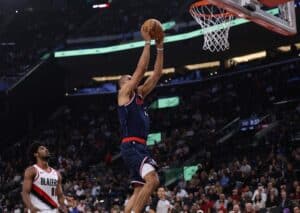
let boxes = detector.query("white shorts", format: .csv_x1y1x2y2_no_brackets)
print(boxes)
141,163,155,178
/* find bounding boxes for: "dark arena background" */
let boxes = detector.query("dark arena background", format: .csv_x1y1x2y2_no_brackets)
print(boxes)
0,0,300,212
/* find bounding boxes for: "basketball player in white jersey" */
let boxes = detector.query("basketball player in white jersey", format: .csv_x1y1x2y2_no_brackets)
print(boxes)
21,142,74,213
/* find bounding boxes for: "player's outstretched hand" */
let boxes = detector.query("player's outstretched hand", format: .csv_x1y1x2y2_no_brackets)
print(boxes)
141,26,152,42
155,31,164,45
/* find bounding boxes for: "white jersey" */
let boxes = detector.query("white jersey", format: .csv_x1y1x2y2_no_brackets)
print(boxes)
156,199,171,213
29,165,59,212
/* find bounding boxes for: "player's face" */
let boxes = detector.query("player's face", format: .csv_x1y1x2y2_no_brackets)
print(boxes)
36,146,50,161
119,75,132,88
233,205,240,212
157,187,165,199
245,203,252,212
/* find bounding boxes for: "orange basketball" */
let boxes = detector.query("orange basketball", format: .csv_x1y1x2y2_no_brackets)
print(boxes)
142,19,164,42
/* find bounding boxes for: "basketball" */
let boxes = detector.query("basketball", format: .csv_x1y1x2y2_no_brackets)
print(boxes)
142,18,164,42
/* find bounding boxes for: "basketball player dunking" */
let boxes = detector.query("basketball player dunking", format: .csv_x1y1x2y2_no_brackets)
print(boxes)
21,142,74,213
118,24,164,213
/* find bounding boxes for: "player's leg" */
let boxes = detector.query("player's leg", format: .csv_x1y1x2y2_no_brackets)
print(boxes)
124,185,142,213
132,169,159,213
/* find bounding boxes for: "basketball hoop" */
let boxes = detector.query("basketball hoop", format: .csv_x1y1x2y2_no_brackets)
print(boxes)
190,0,234,52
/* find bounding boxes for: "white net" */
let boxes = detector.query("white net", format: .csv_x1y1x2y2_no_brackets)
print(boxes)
190,2,234,52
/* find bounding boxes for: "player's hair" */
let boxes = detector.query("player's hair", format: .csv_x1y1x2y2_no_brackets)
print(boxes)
27,141,43,163
158,186,166,190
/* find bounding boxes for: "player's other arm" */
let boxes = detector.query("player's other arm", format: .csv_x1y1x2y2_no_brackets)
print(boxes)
138,40,164,98
121,29,152,95
21,167,40,213
56,172,74,208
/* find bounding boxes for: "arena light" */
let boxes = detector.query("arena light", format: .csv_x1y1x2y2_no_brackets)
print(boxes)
92,76,121,82
158,97,179,108
55,8,279,58
0,42,16,46
144,67,175,76
185,61,220,70
150,96,180,109
277,45,291,52
184,166,199,181
92,67,175,82
231,51,267,63
147,132,162,146
92,3,110,8
162,21,176,31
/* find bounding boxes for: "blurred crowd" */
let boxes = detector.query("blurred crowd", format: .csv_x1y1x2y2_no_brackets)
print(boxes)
71,0,180,39
0,56,300,212
0,6,92,82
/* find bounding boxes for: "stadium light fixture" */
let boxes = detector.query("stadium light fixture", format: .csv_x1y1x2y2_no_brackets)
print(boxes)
277,45,291,52
161,21,176,31
185,61,220,70
144,67,175,76
92,3,110,8
147,133,162,146
92,76,120,82
231,51,267,63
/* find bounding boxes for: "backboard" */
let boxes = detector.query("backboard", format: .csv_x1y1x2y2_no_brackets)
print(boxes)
208,0,297,36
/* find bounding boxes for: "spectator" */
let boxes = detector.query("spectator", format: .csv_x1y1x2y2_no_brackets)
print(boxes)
253,193,266,210
150,186,172,213
245,202,255,213
252,184,267,204
176,187,188,199
199,194,214,213
240,159,252,175
266,188,279,208
214,193,228,212
293,206,300,213
229,204,241,213
279,190,293,212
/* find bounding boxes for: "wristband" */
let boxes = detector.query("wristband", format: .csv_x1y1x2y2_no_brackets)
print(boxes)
145,41,151,45
157,48,164,51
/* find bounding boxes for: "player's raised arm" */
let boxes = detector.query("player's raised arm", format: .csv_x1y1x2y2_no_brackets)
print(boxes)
138,38,164,98
21,167,40,213
120,27,152,95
